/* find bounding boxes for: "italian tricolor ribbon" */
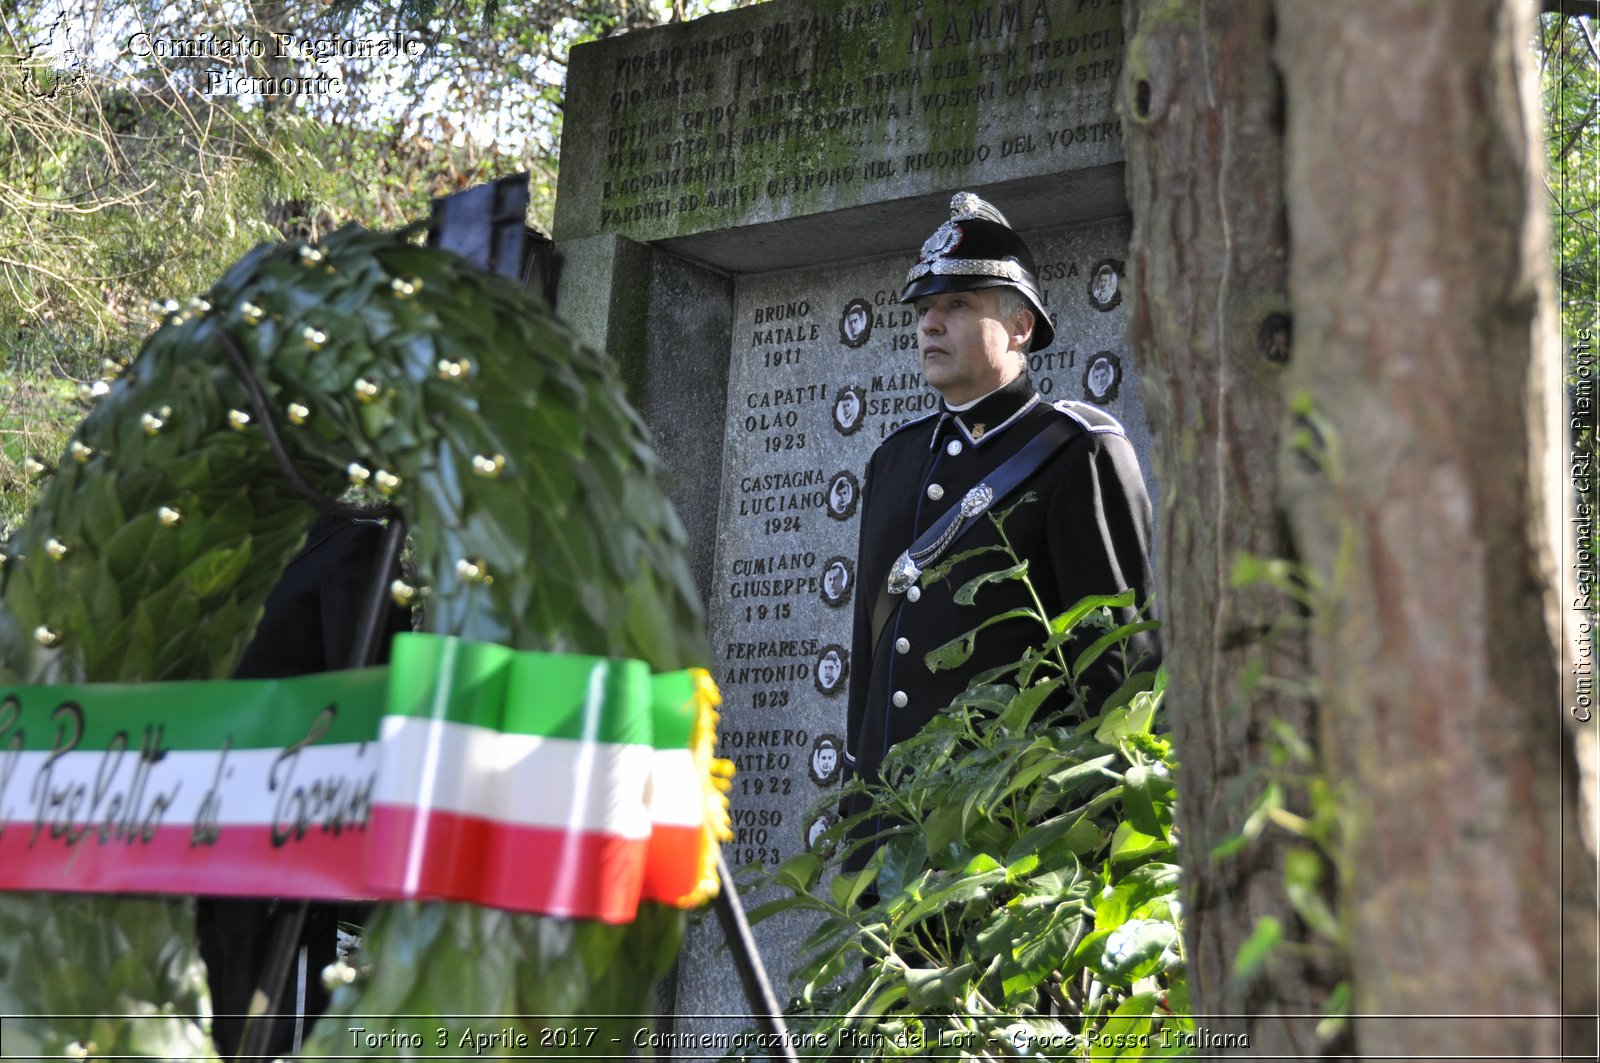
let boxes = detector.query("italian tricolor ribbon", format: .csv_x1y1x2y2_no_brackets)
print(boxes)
0,633,733,924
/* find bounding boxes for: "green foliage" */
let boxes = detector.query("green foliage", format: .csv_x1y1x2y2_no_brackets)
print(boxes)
0,894,218,1060
0,0,750,537
304,901,685,1057
0,224,710,1052
2,223,708,682
742,522,1184,1060
0,5,755,1052
0,352,88,534
0,12,285,532
1211,552,1351,1041
1540,11,1600,345
1538,11,1598,566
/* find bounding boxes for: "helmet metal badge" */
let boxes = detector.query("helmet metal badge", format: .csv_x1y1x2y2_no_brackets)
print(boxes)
898,192,1056,353
919,219,964,262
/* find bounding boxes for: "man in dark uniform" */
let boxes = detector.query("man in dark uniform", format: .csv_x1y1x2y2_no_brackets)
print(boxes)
843,193,1158,866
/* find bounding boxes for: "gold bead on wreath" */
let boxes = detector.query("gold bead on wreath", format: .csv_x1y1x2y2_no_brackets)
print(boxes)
455,558,493,585
147,298,180,325
140,407,171,435
321,960,358,990
471,453,506,478
436,358,472,381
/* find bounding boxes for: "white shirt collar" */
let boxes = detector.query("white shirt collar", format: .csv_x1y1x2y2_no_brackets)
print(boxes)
944,377,1015,412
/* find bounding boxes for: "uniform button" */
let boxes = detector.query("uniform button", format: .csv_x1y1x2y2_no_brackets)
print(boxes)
906,586,922,603
895,637,910,654
892,691,908,708
946,439,963,456
927,483,945,501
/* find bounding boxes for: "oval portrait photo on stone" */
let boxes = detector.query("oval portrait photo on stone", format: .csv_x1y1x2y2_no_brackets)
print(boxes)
839,298,873,348
819,555,854,607
826,470,860,521
808,733,844,787
1087,257,1123,311
804,810,839,852
831,385,866,436
813,643,850,696
1083,351,1121,404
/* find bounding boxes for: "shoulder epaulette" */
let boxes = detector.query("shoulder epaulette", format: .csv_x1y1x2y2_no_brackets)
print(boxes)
1051,399,1127,436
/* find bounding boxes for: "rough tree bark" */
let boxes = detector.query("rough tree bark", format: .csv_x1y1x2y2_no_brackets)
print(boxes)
1276,1,1596,1056
1120,2,1340,1054
1126,0,1598,1057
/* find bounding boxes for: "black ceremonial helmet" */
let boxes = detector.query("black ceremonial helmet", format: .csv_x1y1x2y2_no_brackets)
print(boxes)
898,192,1055,353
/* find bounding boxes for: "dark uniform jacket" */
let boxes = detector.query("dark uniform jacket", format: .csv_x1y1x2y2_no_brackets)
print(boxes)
843,375,1158,862
196,515,411,1061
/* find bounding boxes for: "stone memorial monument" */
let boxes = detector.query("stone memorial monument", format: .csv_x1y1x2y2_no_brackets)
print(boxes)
552,0,1146,1043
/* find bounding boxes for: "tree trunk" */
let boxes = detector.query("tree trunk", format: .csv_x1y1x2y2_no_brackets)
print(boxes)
1126,0,1596,1056
1276,1,1596,1056
1121,1,1339,1054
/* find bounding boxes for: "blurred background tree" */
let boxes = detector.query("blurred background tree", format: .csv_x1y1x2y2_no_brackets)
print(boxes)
1542,4,1598,533
2,3,1589,524
1123,0,1597,1056
0,0,745,533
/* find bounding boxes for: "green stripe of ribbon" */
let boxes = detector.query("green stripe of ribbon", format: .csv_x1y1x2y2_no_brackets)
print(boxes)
1,633,702,753
647,668,700,752
0,668,389,752
385,633,653,745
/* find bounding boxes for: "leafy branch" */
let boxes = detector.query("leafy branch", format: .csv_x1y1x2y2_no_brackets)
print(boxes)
740,514,1183,1060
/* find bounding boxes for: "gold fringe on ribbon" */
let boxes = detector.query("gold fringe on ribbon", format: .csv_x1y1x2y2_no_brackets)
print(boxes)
680,668,735,908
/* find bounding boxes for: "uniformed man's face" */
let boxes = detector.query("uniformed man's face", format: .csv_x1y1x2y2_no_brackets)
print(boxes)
914,289,1029,405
